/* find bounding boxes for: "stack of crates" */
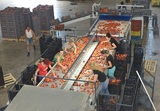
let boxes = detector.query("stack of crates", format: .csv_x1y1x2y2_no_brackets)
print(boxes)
114,60,127,84
39,36,62,61
0,7,25,39
33,5,54,31
32,15,41,36
0,10,9,38
61,15,71,22
120,44,143,111
22,8,32,30
17,8,25,37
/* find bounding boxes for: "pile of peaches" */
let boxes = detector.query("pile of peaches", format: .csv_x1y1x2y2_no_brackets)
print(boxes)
96,20,128,35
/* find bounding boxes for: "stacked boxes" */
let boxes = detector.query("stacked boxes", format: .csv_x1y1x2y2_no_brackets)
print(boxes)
22,8,32,30
17,8,25,37
39,36,62,61
114,60,127,84
32,15,41,36
119,39,131,63
50,18,60,26
0,7,23,39
21,65,38,85
33,5,54,31
61,15,71,22
0,5,54,39
98,94,117,111
0,7,32,39
120,44,144,111
0,11,9,38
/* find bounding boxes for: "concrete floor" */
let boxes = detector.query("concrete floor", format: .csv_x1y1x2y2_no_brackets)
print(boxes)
0,0,160,111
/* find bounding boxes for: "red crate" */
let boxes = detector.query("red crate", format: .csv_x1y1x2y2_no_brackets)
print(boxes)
55,24,64,30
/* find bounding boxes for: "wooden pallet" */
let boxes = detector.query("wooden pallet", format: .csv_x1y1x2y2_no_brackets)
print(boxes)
3,73,16,88
19,36,39,42
145,60,157,75
2,38,18,42
19,36,26,42
41,30,50,36
41,30,50,33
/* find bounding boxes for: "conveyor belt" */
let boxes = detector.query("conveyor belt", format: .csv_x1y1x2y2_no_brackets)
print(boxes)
89,19,131,38
63,42,99,90
37,37,91,88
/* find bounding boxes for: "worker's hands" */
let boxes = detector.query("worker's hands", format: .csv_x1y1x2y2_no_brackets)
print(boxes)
62,66,67,71
33,37,36,43
100,41,106,44
52,72,57,77
33,80,37,86
65,50,69,54
85,70,92,75
79,74,84,79
100,40,109,44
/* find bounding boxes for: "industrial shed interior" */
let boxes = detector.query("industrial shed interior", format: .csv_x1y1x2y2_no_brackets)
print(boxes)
0,0,160,111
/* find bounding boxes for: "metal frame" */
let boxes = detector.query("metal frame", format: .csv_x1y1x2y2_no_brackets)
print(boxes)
7,75,24,102
36,32,100,110
142,69,155,101
115,43,145,111
117,76,140,111
36,74,98,110
97,93,119,111
50,25,77,41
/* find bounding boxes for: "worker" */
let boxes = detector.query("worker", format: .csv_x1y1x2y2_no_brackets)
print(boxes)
118,1,126,15
64,38,77,54
25,26,36,57
101,50,116,79
81,62,109,95
101,32,122,53
118,1,126,10
34,58,56,85
53,49,67,71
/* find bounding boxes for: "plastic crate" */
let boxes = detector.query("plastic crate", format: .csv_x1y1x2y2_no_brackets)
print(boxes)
124,86,135,95
8,90,18,101
122,95,133,105
55,24,64,30
108,83,121,95
21,65,37,85
120,106,132,111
